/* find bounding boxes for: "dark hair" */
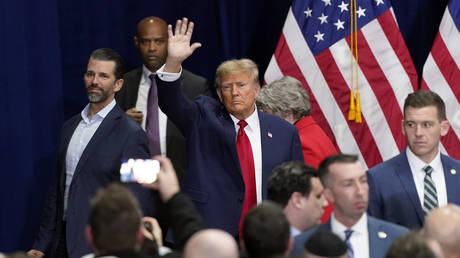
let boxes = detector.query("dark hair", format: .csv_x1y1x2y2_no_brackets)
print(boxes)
89,48,126,80
403,90,446,121
89,183,142,254
304,230,347,257
385,231,437,258
243,201,290,258
318,154,359,187
267,161,317,207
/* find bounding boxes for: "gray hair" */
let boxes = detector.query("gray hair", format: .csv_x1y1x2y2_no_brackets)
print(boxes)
256,76,311,120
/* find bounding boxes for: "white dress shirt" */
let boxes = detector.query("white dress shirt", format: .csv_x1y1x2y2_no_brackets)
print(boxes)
135,65,167,155
64,99,116,218
157,65,263,203
406,148,447,207
331,213,370,258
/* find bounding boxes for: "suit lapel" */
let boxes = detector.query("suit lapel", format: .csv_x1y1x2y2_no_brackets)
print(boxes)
72,105,122,181
217,107,243,180
258,111,273,199
442,154,460,204
368,216,384,258
395,151,424,225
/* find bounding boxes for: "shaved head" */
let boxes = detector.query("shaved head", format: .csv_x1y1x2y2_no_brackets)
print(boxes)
136,16,167,36
184,229,238,258
424,204,460,257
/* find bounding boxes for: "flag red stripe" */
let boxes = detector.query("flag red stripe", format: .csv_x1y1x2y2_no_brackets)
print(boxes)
429,32,460,102
315,48,383,168
345,30,406,151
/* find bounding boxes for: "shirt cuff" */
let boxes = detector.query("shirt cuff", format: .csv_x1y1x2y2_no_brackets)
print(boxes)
156,64,182,82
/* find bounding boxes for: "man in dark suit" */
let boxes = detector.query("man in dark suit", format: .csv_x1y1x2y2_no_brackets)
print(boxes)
155,18,304,238
115,16,208,183
292,154,408,258
27,48,151,258
367,90,460,229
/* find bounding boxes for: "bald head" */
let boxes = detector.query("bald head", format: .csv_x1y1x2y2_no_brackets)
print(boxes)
184,229,239,258
134,16,168,72
424,204,460,257
136,17,167,35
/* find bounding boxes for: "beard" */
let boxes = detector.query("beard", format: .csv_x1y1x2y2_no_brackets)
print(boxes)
86,84,112,103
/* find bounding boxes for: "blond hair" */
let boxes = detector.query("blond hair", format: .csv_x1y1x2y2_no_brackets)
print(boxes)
215,58,260,89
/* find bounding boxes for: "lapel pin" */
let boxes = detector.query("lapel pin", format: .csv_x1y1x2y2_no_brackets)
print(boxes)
451,169,457,175
378,231,387,239
267,132,273,138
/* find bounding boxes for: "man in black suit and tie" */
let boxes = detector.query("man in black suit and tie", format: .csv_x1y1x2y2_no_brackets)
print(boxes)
116,16,208,183
27,48,151,258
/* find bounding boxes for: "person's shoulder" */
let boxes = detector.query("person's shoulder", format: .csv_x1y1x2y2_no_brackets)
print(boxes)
368,152,405,175
113,104,144,132
259,111,297,131
368,215,409,235
441,153,460,167
182,68,207,83
124,67,143,79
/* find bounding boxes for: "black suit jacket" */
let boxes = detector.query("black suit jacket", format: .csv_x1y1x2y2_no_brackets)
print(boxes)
32,104,152,258
116,67,208,183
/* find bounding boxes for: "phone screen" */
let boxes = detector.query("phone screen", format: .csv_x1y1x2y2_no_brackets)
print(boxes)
120,159,160,184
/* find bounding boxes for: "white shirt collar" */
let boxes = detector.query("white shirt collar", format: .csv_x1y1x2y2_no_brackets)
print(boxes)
290,226,301,238
331,212,368,237
406,147,442,175
229,106,260,131
81,99,116,124
142,65,156,83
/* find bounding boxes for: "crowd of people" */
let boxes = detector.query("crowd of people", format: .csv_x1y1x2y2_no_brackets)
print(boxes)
5,16,460,258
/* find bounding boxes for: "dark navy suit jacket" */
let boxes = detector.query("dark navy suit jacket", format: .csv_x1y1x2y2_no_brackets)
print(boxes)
32,104,151,258
292,216,408,258
367,149,460,229
157,76,304,237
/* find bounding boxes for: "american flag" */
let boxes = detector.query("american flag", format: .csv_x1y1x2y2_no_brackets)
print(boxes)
421,0,460,160
264,0,418,169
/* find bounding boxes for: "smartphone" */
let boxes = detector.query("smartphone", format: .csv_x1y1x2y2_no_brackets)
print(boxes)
120,158,160,184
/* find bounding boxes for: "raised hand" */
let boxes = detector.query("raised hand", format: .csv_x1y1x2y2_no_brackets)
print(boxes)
164,17,202,73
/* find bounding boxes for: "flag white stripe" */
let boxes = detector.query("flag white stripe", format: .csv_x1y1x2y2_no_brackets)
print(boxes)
265,56,284,83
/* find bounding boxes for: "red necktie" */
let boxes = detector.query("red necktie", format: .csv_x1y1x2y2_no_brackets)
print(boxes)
236,120,257,238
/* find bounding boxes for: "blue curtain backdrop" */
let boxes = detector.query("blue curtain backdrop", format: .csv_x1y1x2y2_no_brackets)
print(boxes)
0,0,448,252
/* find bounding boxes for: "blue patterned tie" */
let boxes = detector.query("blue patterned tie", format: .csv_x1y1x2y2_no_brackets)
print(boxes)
345,229,354,258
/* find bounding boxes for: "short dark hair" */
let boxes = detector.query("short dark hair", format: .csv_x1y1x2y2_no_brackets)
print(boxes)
243,201,290,258
403,90,446,121
304,230,347,257
89,48,126,80
318,154,359,187
89,183,142,254
385,231,437,258
267,161,317,207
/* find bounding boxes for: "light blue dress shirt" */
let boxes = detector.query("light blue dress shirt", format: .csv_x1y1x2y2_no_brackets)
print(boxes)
63,100,116,218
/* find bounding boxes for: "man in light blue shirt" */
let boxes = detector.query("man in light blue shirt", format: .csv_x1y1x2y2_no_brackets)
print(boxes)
28,48,151,258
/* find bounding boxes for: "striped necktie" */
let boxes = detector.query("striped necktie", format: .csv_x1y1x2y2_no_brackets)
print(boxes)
423,165,438,215
345,229,354,258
